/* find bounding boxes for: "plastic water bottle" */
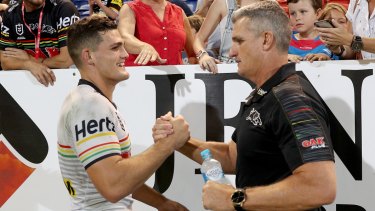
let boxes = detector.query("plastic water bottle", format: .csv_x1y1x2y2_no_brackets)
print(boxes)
200,149,226,183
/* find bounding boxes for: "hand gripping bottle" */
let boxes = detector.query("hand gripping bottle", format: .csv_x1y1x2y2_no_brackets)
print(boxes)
200,149,226,183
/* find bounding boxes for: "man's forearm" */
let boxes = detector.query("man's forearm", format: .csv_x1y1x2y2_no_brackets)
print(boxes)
132,184,167,209
362,37,375,54
242,161,336,211
178,138,235,173
1,56,35,70
43,54,73,68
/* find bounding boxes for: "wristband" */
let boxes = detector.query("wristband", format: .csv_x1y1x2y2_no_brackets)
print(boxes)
196,50,207,60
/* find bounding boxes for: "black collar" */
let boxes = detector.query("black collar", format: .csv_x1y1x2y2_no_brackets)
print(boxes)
78,79,117,109
246,63,296,104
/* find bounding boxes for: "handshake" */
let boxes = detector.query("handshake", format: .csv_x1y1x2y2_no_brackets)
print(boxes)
152,111,190,151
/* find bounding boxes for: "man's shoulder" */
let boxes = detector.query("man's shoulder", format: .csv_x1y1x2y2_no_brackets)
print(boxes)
63,86,111,112
271,73,308,101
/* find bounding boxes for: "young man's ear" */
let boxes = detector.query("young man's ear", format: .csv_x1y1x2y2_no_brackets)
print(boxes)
82,48,94,65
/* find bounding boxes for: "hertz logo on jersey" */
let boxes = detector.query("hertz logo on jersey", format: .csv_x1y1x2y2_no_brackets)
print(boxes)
56,14,79,30
74,117,115,141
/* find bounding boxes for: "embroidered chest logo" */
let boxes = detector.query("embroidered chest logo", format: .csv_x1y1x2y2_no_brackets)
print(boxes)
257,88,267,96
246,108,262,126
15,23,24,36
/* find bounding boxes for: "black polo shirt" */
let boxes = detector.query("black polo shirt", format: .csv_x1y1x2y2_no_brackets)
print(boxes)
232,62,334,192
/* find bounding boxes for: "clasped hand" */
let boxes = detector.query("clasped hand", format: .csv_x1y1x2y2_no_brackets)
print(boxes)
152,111,190,150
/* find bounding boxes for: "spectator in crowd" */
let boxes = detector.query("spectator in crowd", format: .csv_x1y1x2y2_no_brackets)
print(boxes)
0,0,9,70
317,2,353,59
118,0,196,66
194,0,258,74
188,14,204,39
155,1,336,211
188,14,221,57
319,3,350,30
287,0,333,62
0,0,79,86
194,0,214,17
316,0,375,59
170,0,193,16
89,0,122,20
193,0,237,74
193,0,222,60
59,15,190,210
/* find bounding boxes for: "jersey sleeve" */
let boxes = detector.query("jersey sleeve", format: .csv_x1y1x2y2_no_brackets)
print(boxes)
67,94,121,169
0,12,17,50
272,79,334,171
55,1,80,48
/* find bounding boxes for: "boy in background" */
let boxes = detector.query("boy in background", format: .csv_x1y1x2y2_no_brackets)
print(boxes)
287,0,333,62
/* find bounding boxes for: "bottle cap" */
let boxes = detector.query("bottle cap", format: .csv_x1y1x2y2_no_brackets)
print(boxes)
200,149,212,160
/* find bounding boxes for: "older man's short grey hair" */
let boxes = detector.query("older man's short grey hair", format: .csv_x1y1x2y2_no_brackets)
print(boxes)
232,0,291,52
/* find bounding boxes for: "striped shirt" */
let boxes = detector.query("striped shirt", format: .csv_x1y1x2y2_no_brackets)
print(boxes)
57,79,133,210
0,0,79,59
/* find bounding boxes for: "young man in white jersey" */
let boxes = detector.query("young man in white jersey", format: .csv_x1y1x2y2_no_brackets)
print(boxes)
57,15,190,210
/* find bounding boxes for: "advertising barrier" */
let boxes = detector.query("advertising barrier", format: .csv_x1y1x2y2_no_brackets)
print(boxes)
0,61,374,210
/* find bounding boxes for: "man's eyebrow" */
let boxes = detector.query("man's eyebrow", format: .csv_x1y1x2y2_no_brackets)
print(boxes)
110,41,123,48
232,36,244,42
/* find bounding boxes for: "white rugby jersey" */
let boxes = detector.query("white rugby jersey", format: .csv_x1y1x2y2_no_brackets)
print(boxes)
57,79,133,210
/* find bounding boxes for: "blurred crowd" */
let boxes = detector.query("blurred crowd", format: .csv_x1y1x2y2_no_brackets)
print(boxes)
1,0,374,87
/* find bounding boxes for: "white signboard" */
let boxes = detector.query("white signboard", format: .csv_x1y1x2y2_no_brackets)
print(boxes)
0,61,374,211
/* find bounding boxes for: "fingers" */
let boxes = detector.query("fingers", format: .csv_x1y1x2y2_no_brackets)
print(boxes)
152,115,174,141
304,54,330,62
135,53,151,65
34,73,48,87
161,111,173,121
40,68,55,86
199,57,218,74
135,45,163,65
157,57,167,64
30,66,56,87
288,54,302,63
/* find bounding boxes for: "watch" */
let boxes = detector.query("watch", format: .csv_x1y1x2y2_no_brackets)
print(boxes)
350,35,363,52
231,188,246,211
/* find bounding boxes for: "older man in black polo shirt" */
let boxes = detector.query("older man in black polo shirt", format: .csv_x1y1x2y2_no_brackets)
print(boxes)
154,1,336,211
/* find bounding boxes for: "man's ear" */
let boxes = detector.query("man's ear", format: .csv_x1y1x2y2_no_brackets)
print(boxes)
262,31,274,51
82,48,94,65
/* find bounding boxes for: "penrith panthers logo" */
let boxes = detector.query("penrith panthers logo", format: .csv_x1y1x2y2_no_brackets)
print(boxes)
246,107,262,126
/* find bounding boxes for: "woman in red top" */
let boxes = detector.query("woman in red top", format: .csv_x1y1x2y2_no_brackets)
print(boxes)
118,0,197,66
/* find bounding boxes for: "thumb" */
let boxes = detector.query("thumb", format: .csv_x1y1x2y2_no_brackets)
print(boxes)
157,57,167,64
161,111,173,120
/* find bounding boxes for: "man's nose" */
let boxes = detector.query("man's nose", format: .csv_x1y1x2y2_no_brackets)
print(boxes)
121,46,129,59
229,47,237,58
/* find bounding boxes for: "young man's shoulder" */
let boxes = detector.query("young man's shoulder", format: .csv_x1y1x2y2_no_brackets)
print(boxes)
64,85,112,111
